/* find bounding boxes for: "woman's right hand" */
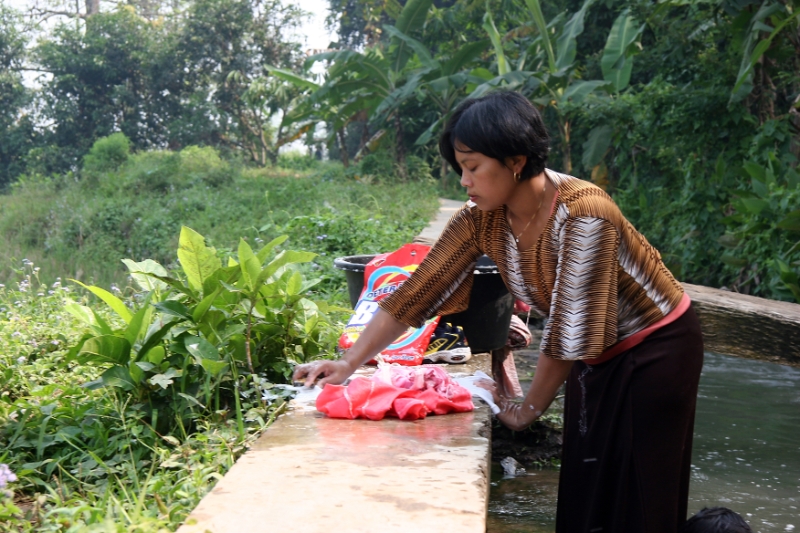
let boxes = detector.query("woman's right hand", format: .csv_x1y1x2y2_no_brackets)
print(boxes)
293,359,356,388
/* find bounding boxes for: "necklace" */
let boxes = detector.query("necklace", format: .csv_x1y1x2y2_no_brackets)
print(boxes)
510,179,547,244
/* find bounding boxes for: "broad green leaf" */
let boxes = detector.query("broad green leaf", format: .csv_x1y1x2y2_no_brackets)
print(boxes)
731,5,798,103
720,253,748,267
202,265,241,297
395,0,432,34
90,309,114,336
525,0,556,73
71,280,132,324
184,335,220,363
470,67,495,81
66,333,94,363
483,11,510,75
154,300,193,321
124,293,153,345
561,80,607,104
442,40,488,76
178,393,205,409
776,260,800,303
786,168,800,189
383,25,437,70
135,361,156,372
556,0,595,70
100,366,136,391
256,250,317,289
391,0,433,72
264,66,319,90
372,70,429,121
751,179,768,198
128,361,144,384
193,286,223,323
582,125,613,170
238,239,261,292
200,359,228,377
177,226,221,292
743,161,766,182
145,274,196,298
64,303,98,327
601,11,644,92
137,319,182,359
145,346,165,365
255,235,289,264
777,211,800,232
738,197,769,215
717,233,740,248
79,335,131,365
121,259,168,291
286,271,303,296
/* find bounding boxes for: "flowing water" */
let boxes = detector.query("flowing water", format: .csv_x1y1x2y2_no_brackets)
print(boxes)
487,352,800,533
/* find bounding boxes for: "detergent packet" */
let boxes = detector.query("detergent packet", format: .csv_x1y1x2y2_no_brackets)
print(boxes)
338,243,439,366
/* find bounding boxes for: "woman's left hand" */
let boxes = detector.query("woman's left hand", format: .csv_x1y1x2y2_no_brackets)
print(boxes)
496,402,538,432
475,378,538,431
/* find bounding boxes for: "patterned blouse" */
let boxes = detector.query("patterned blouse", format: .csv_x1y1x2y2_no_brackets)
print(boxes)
379,170,685,361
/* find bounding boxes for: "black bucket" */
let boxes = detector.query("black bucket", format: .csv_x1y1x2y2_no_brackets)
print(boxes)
333,254,513,353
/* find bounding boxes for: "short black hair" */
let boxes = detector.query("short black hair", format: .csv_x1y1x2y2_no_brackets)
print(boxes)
439,90,550,181
683,507,753,533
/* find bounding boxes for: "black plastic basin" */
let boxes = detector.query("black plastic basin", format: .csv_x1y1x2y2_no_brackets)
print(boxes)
333,254,513,352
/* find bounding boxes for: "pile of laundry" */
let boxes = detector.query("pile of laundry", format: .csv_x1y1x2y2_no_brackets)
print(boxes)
316,364,474,421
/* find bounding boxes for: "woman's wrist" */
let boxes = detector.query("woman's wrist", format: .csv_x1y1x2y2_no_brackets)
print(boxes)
339,351,364,372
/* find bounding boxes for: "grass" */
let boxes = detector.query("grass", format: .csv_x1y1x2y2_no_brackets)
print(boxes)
0,147,441,531
0,147,440,291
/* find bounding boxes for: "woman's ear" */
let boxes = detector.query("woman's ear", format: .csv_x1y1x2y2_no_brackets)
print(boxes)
505,155,527,175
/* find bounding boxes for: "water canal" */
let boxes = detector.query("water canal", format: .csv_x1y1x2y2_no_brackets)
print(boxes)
487,351,800,533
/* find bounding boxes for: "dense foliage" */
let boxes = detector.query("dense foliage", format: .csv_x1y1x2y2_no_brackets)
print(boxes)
0,158,437,530
2,0,797,300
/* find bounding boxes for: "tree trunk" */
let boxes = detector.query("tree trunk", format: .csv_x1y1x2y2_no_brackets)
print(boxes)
85,0,99,15
357,110,370,154
441,158,449,189
394,113,407,179
558,117,572,174
337,128,349,168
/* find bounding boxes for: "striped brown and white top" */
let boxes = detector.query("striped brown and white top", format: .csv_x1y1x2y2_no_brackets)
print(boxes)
379,170,685,361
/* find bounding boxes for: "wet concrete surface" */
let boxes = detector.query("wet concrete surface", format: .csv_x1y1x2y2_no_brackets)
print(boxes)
177,354,494,533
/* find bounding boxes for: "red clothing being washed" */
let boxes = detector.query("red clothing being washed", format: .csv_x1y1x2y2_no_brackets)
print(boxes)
316,365,473,420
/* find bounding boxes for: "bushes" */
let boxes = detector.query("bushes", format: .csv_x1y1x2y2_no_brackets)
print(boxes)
0,227,344,530
82,133,131,174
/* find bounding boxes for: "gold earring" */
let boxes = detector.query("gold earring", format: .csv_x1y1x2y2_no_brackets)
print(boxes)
513,172,521,183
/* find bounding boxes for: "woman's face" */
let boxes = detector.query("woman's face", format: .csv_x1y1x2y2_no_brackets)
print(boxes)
454,141,518,211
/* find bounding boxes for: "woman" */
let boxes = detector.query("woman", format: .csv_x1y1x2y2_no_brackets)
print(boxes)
294,91,704,532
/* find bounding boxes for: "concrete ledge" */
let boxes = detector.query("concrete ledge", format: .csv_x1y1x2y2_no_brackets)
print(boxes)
177,356,493,533
684,283,800,366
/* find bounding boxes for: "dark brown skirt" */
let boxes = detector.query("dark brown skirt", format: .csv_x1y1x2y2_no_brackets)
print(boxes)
556,305,704,533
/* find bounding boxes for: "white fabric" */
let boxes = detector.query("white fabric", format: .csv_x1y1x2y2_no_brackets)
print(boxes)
455,370,501,415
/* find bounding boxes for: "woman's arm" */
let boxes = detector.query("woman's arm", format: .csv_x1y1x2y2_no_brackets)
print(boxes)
293,309,409,387
496,353,573,431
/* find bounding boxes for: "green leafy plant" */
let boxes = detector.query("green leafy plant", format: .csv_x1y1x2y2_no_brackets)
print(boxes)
64,226,342,437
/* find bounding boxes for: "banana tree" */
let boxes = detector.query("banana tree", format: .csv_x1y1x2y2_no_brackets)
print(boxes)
470,0,644,175
302,0,435,177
